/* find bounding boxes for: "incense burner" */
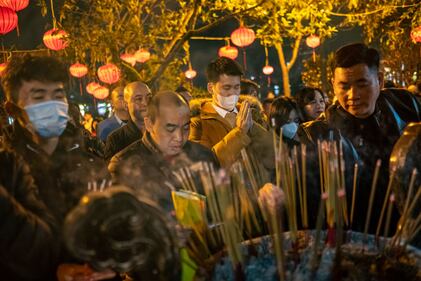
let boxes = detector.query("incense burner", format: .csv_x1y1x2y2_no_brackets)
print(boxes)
211,230,421,281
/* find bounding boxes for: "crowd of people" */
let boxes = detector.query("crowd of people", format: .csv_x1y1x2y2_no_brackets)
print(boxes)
0,42,420,281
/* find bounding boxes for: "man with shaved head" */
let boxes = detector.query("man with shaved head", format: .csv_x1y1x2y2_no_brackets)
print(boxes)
109,91,218,208
97,86,129,141
104,81,152,161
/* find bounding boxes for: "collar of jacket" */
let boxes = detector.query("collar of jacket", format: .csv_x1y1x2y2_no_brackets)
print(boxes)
199,101,234,129
324,101,382,129
11,122,84,156
126,118,142,134
142,132,162,155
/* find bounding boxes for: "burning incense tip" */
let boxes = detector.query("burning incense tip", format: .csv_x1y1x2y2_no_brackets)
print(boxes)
337,189,346,198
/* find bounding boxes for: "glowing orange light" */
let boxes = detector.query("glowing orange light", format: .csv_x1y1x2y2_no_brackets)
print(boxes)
0,0,29,11
185,69,197,79
97,63,120,84
43,28,69,51
86,82,101,95
69,63,88,78
263,65,274,75
93,86,109,100
410,26,421,43
230,26,255,47
0,7,17,35
306,34,320,49
0,62,7,76
135,49,151,63
120,53,137,66
218,45,239,60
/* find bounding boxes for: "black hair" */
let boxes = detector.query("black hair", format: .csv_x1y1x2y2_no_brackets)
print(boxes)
295,86,325,121
206,57,244,83
147,90,189,123
240,79,260,96
1,54,68,102
332,43,380,73
269,96,300,133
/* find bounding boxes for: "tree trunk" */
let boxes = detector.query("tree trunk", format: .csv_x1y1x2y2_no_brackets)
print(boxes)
274,42,291,97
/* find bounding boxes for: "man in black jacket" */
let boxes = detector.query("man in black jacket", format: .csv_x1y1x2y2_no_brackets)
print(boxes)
2,55,113,280
0,146,59,281
299,43,420,233
104,81,152,162
109,91,218,210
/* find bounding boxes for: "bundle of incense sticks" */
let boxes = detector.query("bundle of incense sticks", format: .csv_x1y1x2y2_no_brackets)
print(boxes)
317,140,348,235
272,135,306,241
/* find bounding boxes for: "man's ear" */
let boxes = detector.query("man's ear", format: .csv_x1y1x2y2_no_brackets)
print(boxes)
143,116,153,133
377,71,384,89
207,82,214,95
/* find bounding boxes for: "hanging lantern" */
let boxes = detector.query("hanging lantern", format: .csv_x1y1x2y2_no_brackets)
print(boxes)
262,65,274,75
0,62,7,76
86,82,101,95
120,53,137,66
0,7,17,34
93,86,109,100
218,45,238,60
306,34,321,49
410,26,421,43
185,69,197,79
135,49,150,63
43,28,69,51
97,63,120,84
69,63,88,78
306,35,320,62
230,26,255,47
0,0,29,11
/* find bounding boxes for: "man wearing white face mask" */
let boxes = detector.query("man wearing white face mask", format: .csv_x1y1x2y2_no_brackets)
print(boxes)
2,55,113,280
190,57,275,170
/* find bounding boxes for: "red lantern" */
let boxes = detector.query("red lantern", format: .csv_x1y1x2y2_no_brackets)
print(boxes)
0,7,17,34
306,35,321,49
69,63,88,78
93,86,109,100
410,26,421,43
0,0,29,11
185,69,197,79
120,53,137,66
135,49,150,63
0,62,7,76
218,45,238,60
262,65,274,75
230,26,255,47
43,28,69,51
97,63,120,84
86,82,101,95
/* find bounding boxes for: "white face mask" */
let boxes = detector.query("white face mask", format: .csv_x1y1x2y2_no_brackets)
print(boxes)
215,94,239,111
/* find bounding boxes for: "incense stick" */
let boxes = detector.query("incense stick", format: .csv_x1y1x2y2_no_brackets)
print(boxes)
311,192,327,271
384,193,395,239
375,167,396,238
364,159,381,243
394,169,418,245
350,163,358,226
301,144,308,228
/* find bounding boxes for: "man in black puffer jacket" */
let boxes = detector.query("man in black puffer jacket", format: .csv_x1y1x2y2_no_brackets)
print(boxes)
299,43,420,234
0,146,59,281
2,55,114,280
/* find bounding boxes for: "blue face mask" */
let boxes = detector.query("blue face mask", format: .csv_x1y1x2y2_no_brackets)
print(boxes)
24,101,69,138
281,122,298,139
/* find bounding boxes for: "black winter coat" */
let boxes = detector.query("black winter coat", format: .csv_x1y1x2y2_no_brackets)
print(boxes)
298,89,420,233
0,146,59,281
4,122,110,223
104,119,142,162
109,133,219,210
